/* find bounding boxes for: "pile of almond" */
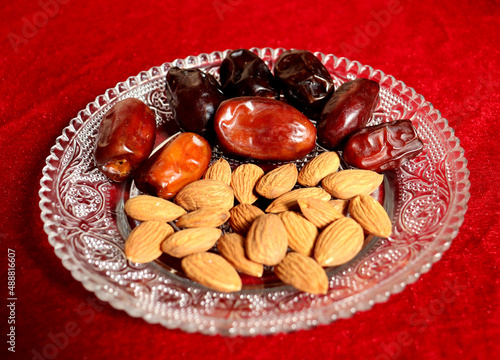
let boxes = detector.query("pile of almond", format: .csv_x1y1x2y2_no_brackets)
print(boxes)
123,151,392,295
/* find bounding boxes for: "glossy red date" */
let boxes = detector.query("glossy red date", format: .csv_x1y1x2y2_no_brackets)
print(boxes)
94,98,156,182
134,132,212,199
214,97,316,161
317,78,380,150
343,119,424,172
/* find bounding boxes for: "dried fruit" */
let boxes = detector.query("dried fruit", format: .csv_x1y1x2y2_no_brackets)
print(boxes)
217,233,264,277
231,164,264,204
175,207,230,229
161,227,221,258
297,197,343,229
124,221,174,263
297,151,340,187
203,158,232,185
255,163,298,199
314,217,364,267
278,211,318,256
266,187,331,213
274,252,329,295
349,195,392,237
174,179,234,211
245,214,288,266
182,252,242,293
321,169,383,199
328,199,349,215
229,204,265,235
124,195,186,222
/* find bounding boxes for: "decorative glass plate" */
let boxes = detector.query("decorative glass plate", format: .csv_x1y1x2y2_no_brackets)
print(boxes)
39,48,470,336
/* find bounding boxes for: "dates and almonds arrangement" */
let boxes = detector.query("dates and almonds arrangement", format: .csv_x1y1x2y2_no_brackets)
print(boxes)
94,49,424,294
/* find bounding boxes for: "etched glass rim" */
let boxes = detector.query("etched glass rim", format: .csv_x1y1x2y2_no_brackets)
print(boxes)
39,48,470,336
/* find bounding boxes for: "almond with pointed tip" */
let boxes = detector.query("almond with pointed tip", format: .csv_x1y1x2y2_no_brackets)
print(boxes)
255,163,298,199
321,169,383,199
297,197,343,229
203,158,232,185
174,179,234,211
182,252,242,292
229,203,265,235
349,195,392,237
125,221,174,263
266,187,331,213
161,227,221,258
278,211,318,256
245,214,288,266
328,199,349,216
231,164,264,204
274,252,329,295
314,217,364,267
175,207,230,228
124,195,186,222
297,151,340,187
217,233,264,277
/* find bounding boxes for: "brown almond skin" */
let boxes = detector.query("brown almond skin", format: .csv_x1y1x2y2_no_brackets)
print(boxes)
229,204,265,235
256,163,298,199
297,197,343,229
266,187,331,213
245,214,288,266
349,195,392,237
279,211,318,257
124,195,186,222
175,207,230,229
321,169,384,200
161,227,221,258
214,97,317,161
297,151,340,187
125,221,174,263
94,98,156,182
217,233,264,277
231,164,264,204
203,158,232,185
174,179,234,211
134,132,212,200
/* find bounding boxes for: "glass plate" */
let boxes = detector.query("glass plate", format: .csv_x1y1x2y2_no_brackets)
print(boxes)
39,48,470,336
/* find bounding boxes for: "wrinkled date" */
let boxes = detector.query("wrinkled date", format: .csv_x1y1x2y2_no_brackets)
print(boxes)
94,98,156,182
219,49,279,99
165,67,225,141
317,78,380,150
343,119,424,172
274,50,335,119
134,132,212,199
214,97,316,161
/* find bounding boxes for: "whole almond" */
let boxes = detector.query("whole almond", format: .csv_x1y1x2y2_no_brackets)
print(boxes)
297,151,340,187
278,211,318,256
255,163,298,199
328,199,349,215
266,187,331,213
314,217,364,267
203,158,232,185
161,227,221,258
217,233,264,277
349,195,392,238
321,169,384,199
125,221,174,263
245,214,288,266
124,195,186,222
182,252,242,292
274,252,329,295
175,179,234,211
175,207,230,228
297,197,343,229
229,203,265,235
231,164,264,204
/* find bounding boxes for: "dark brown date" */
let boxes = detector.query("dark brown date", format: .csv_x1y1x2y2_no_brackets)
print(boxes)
134,132,212,199
274,50,335,119
214,97,316,161
94,98,156,182
219,49,279,99
165,67,225,140
343,120,424,172
317,78,380,150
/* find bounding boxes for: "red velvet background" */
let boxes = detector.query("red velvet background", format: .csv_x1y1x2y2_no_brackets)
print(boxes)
1,0,499,359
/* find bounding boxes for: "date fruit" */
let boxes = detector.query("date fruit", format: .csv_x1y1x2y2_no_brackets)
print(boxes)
134,132,212,199
214,97,316,161
274,49,335,119
343,119,424,172
94,98,156,182
165,67,225,140
317,78,380,150
220,49,279,99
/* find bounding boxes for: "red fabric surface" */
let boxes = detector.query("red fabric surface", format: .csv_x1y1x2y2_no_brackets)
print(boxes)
1,0,499,359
